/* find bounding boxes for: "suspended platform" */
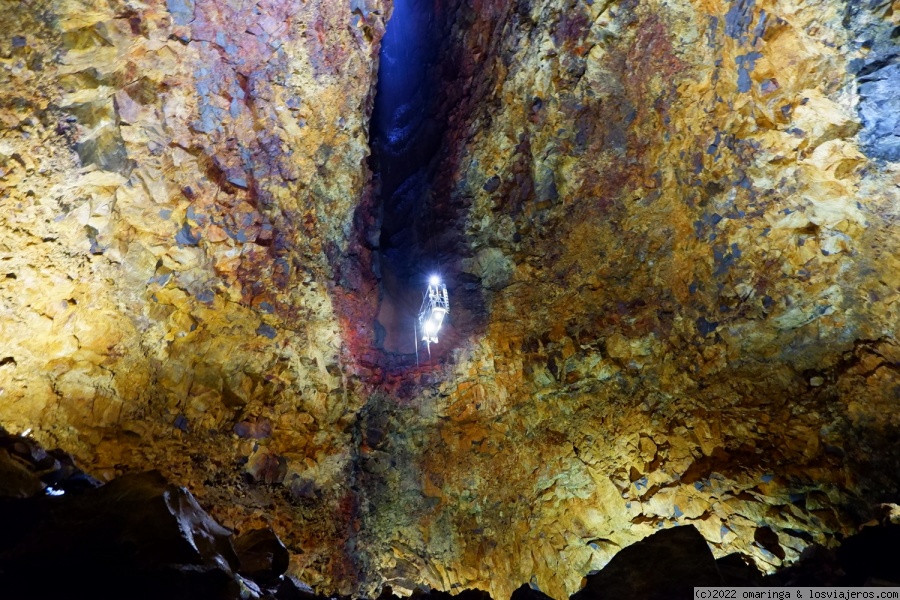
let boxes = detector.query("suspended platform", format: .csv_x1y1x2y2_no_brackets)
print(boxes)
415,275,449,363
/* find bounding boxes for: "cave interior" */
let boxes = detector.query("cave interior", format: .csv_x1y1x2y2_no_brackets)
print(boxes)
0,0,899,597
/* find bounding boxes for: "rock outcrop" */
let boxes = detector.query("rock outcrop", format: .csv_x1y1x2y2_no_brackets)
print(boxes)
0,428,320,599
2,430,897,598
1,0,388,590
2,0,899,597
349,0,900,596
572,526,724,599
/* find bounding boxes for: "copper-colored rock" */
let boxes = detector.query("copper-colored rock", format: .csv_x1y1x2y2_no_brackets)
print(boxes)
1,0,899,596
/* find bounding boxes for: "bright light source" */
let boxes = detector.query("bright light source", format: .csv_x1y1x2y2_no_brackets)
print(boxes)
22,428,32,437
46,486,65,496
417,275,450,348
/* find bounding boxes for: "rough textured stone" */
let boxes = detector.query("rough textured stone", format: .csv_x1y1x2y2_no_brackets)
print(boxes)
0,430,315,599
342,0,900,595
2,0,900,597
1,0,386,591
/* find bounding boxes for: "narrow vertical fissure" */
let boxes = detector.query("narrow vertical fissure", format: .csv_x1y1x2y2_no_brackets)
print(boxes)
368,0,453,358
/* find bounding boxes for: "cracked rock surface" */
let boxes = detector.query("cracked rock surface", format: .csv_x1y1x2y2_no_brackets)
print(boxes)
1,0,387,590
2,0,899,597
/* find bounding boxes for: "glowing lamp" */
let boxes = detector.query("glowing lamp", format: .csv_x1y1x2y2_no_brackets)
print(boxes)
417,275,449,346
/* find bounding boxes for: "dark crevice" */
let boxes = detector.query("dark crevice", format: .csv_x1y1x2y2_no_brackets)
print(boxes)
367,0,470,360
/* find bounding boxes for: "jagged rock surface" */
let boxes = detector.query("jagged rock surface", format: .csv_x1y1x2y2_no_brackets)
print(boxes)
0,0,387,590
348,0,900,597
0,428,330,599
2,0,899,597
1,429,900,597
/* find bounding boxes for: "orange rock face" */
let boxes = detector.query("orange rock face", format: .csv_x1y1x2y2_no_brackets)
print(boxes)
350,0,899,596
0,0,388,590
1,0,899,597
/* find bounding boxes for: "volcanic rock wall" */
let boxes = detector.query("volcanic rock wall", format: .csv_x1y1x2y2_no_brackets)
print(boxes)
351,0,900,597
0,0,388,589
2,0,899,598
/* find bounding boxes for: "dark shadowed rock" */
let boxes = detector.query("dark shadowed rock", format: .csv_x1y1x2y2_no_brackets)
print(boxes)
511,583,557,600
837,524,900,585
762,524,900,587
375,585,403,600
82,471,239,571
234,526,290,582
570,526,723,600
763,543,841,586
455,589,494,600
754,525,785,560
0,431,102,496
409,588,493,600
274,576,333,600
41,446,103,493
716,553,765,586
0,447,44,498
482,175,501,192
0,470,241,599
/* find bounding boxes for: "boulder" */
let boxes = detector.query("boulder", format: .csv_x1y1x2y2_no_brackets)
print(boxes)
234,526,290,582
837,524,900,585
570,526,722,600
511,583,557,600
715,553,765,586
0,447,44,498
0,470,241,599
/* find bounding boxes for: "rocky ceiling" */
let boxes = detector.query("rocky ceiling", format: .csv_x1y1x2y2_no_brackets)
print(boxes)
1,0,899,598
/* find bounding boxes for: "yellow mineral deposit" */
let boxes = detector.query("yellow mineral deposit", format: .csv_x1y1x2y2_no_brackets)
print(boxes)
1,0,898,597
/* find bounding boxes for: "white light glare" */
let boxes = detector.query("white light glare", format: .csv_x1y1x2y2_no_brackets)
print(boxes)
46,486,65,496
22,428,32,437
429,275,440,286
